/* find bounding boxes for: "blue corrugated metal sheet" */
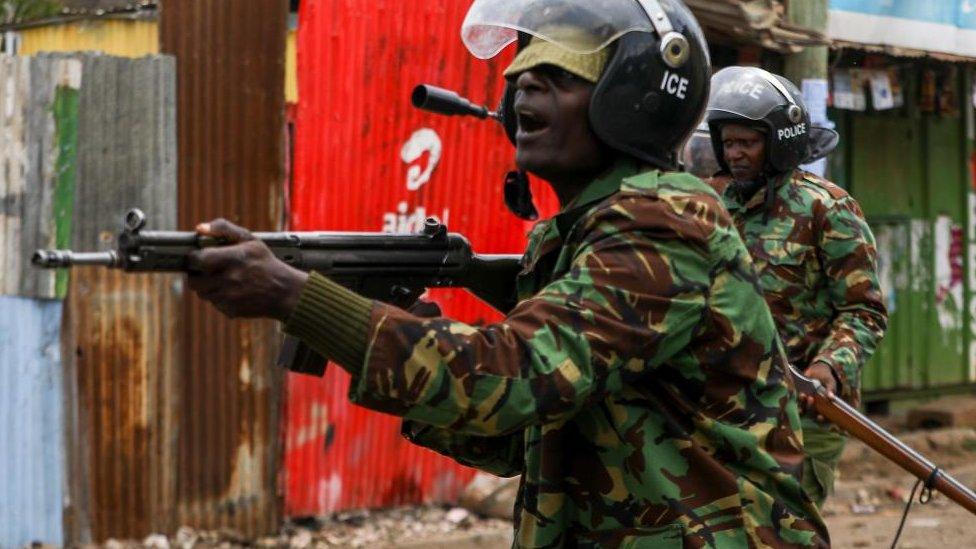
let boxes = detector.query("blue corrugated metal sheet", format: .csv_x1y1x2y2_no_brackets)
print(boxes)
0,296,65,547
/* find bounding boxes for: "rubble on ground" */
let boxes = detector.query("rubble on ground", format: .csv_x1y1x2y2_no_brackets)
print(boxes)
85,506,511,549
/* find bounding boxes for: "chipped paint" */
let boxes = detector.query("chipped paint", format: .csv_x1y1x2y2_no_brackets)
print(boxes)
969,193,976,381
0,55,80,299
934,215,965,335
873,224,901,313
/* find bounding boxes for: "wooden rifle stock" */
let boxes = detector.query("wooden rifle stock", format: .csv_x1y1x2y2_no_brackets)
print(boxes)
791,366,976,515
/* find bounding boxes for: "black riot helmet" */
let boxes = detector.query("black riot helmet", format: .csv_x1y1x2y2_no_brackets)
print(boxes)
706,66,811,175
462,0,711,170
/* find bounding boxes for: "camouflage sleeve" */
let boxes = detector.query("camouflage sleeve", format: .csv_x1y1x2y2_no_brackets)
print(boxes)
812,196,888,403
348,201,709,437
400,422,524,477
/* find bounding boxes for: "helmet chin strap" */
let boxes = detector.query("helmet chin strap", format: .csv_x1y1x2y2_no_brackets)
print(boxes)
504,170,539,221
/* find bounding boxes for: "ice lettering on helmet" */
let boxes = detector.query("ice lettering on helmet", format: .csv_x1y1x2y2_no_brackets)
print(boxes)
660,70,689,100
777,123,807,141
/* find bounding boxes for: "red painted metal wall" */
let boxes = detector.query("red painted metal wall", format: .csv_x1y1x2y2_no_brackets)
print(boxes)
288,0,558,515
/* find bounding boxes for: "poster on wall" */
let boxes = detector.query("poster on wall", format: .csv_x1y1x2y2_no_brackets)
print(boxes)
801,78,831,177
832,69,867,111
869,70,895,110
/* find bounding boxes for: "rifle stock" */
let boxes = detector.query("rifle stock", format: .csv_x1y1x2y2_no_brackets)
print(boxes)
791,367,976,515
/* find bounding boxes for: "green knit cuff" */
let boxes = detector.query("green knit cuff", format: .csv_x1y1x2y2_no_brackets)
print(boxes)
284,272,374,374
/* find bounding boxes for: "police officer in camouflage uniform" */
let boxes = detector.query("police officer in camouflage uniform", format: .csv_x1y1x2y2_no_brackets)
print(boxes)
706,66,888,510
186,2,828,546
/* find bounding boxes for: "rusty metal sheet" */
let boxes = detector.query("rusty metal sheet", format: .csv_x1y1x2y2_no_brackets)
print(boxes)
159,0,288,536
685,0,826,52
54,52,179,544
62,270,180,542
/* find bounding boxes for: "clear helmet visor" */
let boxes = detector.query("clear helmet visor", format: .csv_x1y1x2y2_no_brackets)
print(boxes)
707,66,796,122
681,123,719,179
461,0,657,58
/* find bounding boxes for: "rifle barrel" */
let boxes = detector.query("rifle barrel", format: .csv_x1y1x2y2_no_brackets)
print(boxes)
814,389,976,515
32,250,121,268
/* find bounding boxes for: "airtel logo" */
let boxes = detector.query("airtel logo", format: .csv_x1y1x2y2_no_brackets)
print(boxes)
778,123,807,140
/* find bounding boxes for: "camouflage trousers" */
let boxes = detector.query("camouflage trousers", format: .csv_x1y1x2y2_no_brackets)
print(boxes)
801,418,848,509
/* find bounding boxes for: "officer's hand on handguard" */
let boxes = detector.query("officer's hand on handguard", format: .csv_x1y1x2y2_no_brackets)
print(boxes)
186,219,309,321
799,362,838,424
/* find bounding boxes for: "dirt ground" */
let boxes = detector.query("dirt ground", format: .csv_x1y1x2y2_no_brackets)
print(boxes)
821,426,976,548
96,425,976,549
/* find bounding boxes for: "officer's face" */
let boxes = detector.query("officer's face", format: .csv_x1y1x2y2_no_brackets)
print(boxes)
721,124,766,183
511,65,611,188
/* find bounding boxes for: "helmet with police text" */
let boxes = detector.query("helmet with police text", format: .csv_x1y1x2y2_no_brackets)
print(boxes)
462,0,711,170
706,66,810,174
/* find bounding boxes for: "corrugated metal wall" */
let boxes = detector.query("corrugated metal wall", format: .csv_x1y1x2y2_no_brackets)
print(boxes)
288,0,559,515
0,54,80,548
159,0,288,535
833,66,975,398
14,18,301,106
0,55,80,299
17,19,159,58
57,53,180,543
0,297,66,547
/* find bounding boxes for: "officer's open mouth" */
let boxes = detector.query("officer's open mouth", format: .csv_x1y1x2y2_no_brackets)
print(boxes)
516,109,548,135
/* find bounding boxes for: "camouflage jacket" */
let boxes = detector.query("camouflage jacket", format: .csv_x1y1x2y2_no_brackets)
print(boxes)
713,170,888,407
288,160,828,548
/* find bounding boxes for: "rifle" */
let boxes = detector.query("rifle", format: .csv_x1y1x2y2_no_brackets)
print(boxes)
790,367,976,515
32,208,522,375
35,209,976,516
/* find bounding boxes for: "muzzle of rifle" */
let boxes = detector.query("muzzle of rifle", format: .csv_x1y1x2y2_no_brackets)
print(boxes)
31,250,122,268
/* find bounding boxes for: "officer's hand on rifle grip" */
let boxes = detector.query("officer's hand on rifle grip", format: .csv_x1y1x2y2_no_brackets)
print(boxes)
799,362,838,423
186,218,309,321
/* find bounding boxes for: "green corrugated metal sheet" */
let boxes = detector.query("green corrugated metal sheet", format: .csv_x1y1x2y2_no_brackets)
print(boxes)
838,66,974,399
53,83,79,298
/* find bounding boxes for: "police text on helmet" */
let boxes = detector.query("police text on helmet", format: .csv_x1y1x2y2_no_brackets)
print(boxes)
778,123,807,141
717,80,764,100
